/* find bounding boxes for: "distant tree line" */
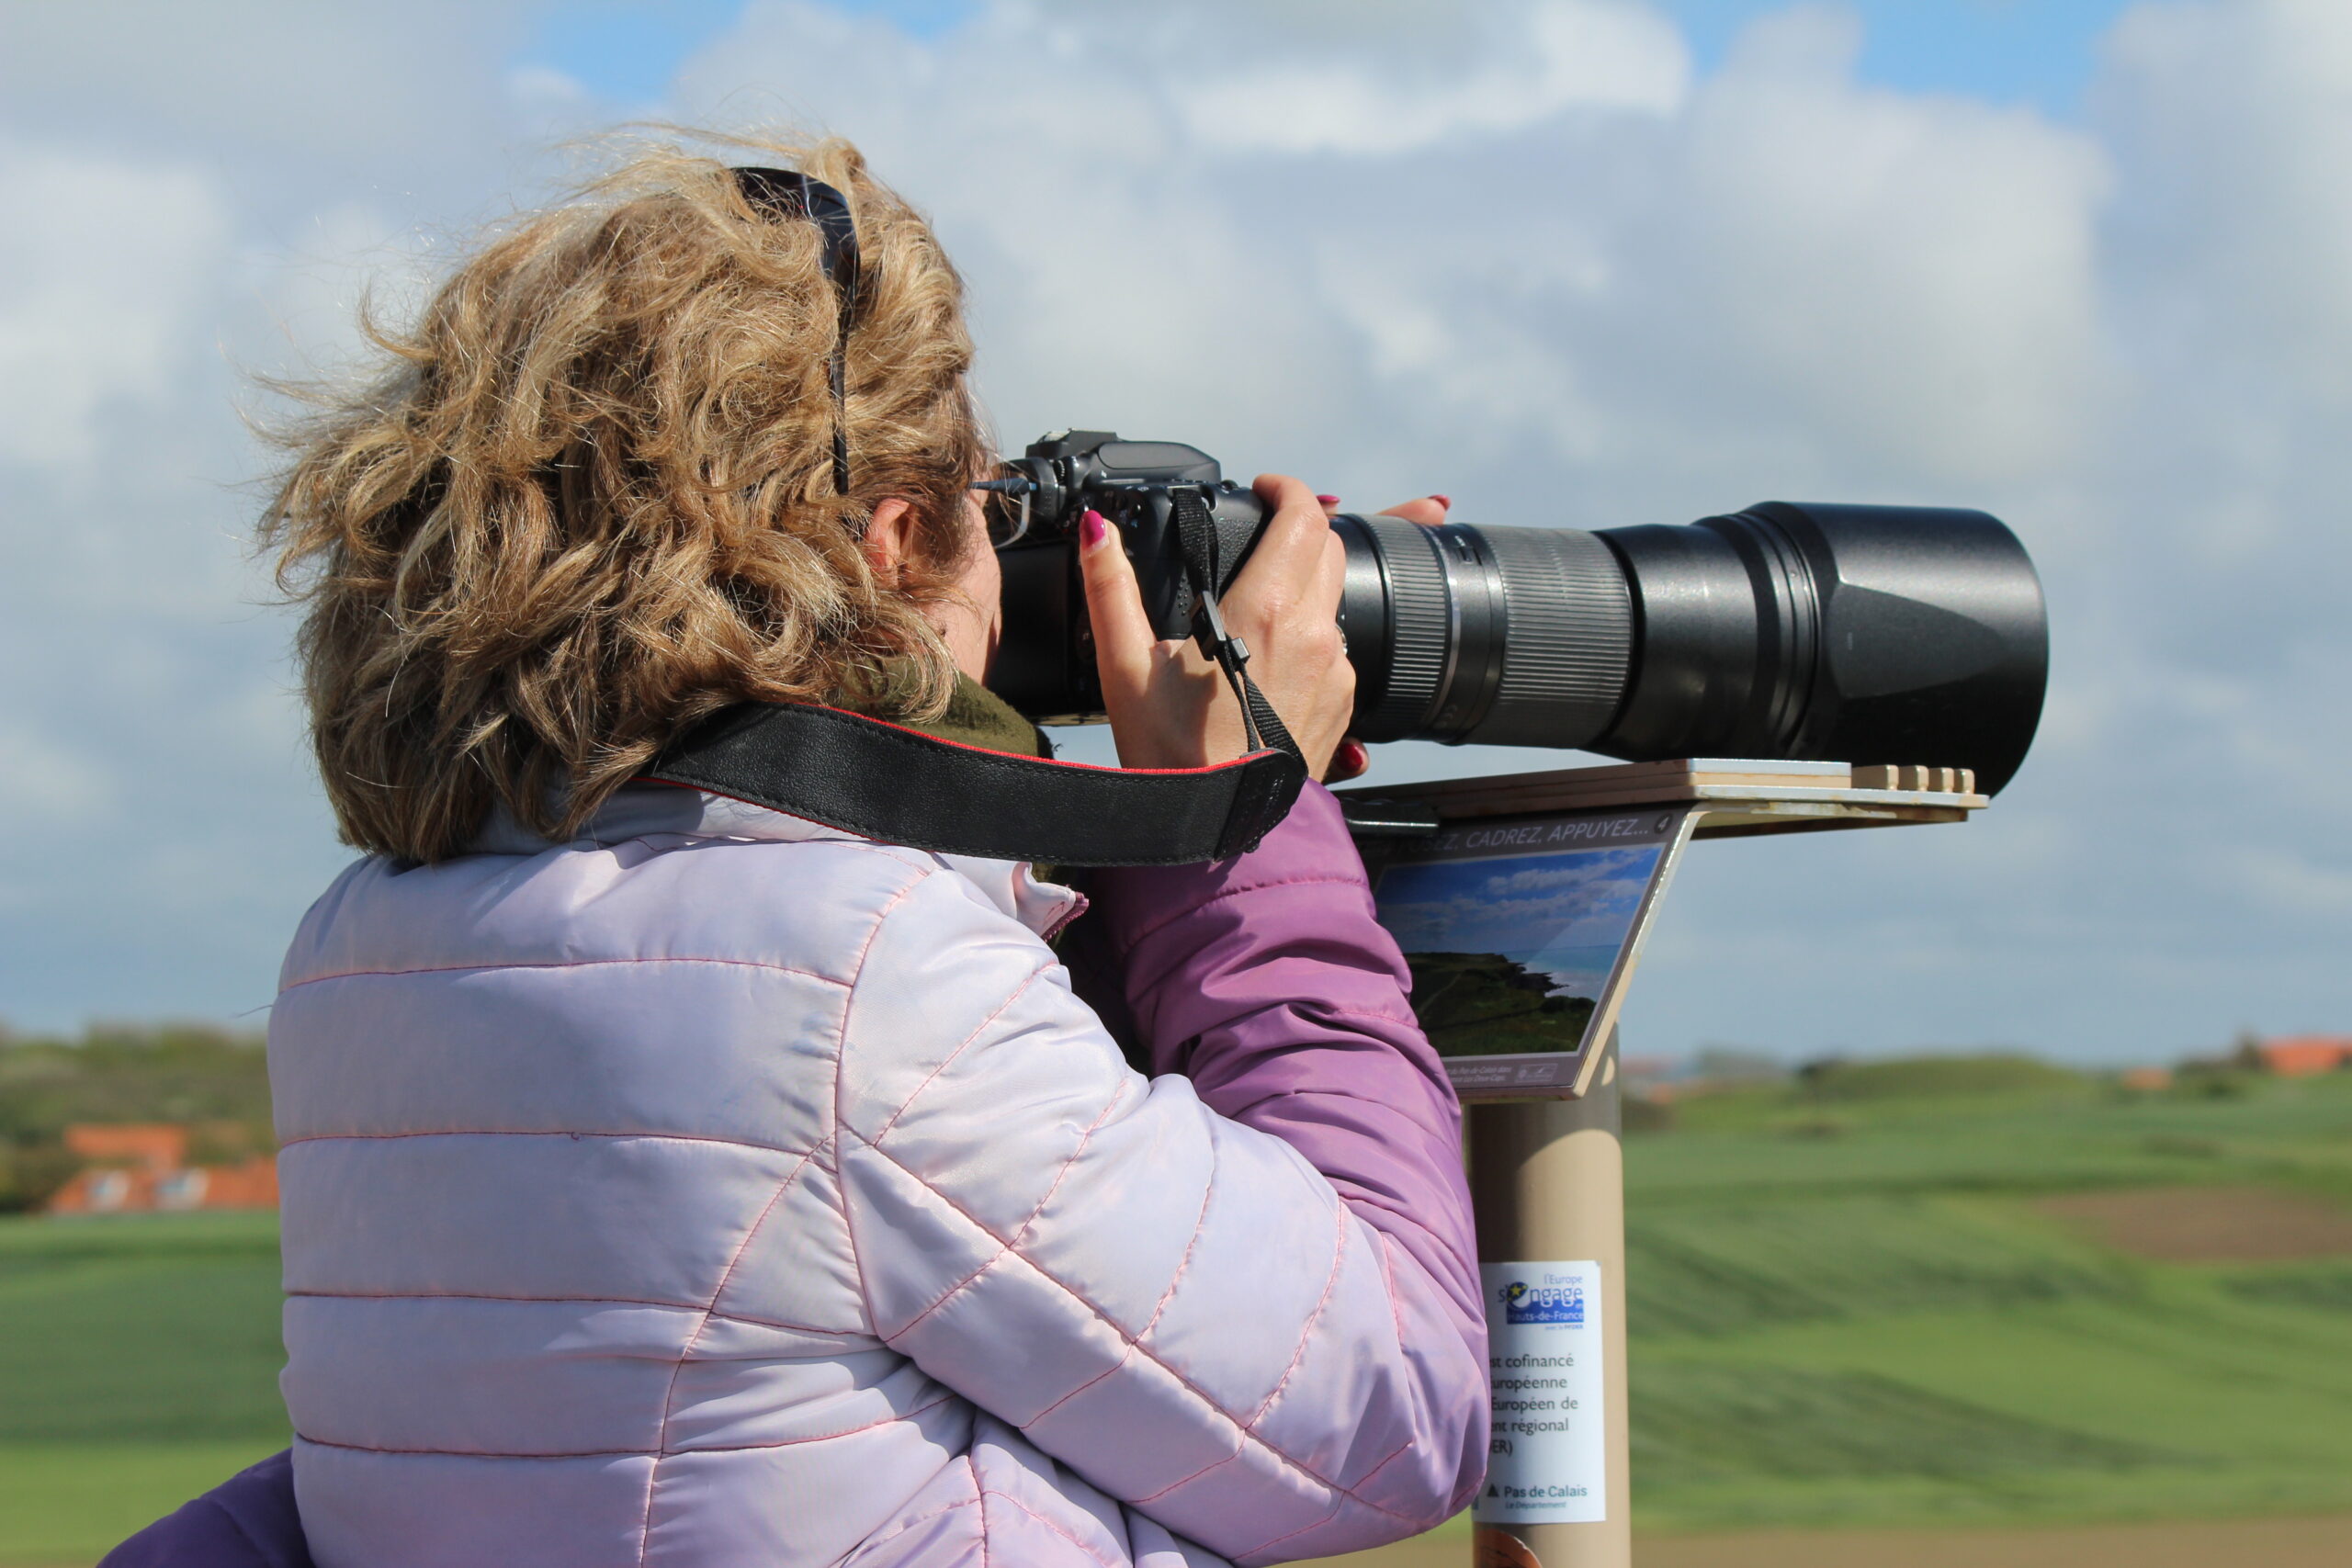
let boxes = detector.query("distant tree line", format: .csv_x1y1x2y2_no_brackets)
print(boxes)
1792,1053,2083,1100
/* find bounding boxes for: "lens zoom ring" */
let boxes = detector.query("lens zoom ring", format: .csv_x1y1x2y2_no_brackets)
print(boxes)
1475,527,1632,748
1362,514,1450,739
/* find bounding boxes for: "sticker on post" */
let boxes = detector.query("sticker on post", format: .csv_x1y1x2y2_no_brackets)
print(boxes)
1477,1260,1606,1526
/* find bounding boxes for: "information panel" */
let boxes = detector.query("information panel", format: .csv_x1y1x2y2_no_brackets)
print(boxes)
1370,807,1690,1098
1476,1259,1608,1527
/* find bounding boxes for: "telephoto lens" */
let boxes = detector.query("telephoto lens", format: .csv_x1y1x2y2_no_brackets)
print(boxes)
1332,503,2048,795
983,433,2049,795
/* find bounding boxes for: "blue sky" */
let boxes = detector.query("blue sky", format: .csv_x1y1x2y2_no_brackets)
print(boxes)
1668,0,2132,113
520,0,986,104
522,1,2140,117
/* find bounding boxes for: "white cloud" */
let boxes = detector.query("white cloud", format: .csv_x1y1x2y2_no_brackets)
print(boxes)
690,0,2107,501
1657,8,2110,483
2100,0,2352,402
0,140,229,468
0,722,117,828
0,1,537,170
2238,847,2352,914
1172,1,1690,154
232,199,430,385
0,4,541,1029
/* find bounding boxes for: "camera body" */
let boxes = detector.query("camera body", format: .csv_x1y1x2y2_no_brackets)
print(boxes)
988,431,1277,717
987,429,2051,795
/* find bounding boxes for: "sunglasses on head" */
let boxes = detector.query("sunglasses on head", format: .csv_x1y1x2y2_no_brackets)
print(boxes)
731,167,861,497
734,165,1029,551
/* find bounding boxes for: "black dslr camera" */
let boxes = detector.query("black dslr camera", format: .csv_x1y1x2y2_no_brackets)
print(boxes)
984,430,2050,795
979,431,1272,646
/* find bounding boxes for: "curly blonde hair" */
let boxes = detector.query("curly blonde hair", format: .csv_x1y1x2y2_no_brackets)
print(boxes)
264,132,983,863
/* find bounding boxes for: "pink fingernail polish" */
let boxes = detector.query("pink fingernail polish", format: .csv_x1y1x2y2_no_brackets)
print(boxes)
1317,494,1341,507
1080,509,1107,549
1430,494,1452,509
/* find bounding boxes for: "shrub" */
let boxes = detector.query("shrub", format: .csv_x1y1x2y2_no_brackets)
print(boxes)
1795,1052,2082,1102
0,1139,85,1214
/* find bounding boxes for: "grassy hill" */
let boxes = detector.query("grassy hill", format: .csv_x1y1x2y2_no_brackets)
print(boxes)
5,1059,2352,1563
1624,1064,2352,1531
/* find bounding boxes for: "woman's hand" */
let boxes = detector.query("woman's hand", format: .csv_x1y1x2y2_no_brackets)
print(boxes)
1080,473,1356,778
1079,479,1455,780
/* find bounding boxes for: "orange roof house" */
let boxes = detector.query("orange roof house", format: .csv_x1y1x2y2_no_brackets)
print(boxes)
44,1122,278,1214
2256,1037,2352,1077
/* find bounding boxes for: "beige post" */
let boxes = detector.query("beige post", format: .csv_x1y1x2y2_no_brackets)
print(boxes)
1465,1034,1632,1568
1339,759,1990,1568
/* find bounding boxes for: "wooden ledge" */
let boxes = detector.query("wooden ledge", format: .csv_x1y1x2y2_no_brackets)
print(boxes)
1339,758,1989,840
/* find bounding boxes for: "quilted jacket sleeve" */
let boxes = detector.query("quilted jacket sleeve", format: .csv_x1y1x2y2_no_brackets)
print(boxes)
96,1450,311,1568
1080,784,1487,1375
832,786,1487,1566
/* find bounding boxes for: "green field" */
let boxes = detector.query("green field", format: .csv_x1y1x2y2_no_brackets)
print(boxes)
1624,1065,2352,1533
5,1066,2352,1563
0,1213,288,1564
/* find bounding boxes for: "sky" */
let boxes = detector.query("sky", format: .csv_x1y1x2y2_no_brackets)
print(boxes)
1,0,2346,1065
1377,846,1663,996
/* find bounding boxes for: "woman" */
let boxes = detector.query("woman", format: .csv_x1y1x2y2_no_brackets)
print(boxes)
108,135,1484,1568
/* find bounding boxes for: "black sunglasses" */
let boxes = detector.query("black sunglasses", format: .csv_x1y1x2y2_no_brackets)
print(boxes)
731,167,861,496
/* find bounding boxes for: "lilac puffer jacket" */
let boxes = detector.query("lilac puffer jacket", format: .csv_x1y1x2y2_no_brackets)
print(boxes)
113,781,1486,1567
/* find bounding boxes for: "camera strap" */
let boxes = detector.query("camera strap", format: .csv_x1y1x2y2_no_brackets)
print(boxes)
638,700,1307,866
1169,488,1306,765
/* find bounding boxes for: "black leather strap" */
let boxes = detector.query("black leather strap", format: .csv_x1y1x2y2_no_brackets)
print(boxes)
639,701,1307,866
1170,487,1304,764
